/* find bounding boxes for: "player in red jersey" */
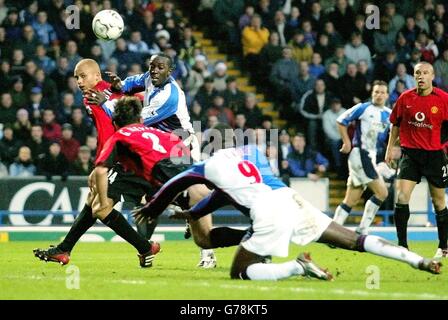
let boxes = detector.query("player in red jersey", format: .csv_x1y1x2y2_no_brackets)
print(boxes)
385,62,448,259
34,60,160,267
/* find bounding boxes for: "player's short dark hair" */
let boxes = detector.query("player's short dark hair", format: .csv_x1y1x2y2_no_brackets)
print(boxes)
372,80,388,89
113,96,142,128
152,52,174,69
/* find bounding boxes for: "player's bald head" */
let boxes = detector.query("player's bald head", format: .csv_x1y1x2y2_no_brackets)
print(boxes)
74,59,102,92
414,62,434,74
74,59,101,75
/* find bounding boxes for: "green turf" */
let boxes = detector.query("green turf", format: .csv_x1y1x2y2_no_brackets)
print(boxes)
0,241,446,300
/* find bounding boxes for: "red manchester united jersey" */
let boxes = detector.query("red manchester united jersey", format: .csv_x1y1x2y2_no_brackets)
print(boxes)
82,80,123,159
390,87,448,150
95,124,190,183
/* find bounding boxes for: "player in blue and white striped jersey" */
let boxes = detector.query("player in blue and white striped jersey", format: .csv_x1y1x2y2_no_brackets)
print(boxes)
333,80,392,235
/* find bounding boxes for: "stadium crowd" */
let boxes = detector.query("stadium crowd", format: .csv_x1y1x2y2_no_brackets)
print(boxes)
0,0,447,183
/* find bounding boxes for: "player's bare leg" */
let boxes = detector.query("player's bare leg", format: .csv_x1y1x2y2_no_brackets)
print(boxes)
230,245,332,281
356,178,388,235
429,184,448,259
317,221,441,274
394,179,417,248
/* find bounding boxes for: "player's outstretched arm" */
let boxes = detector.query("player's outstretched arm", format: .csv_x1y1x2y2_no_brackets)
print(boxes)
118,71,149,94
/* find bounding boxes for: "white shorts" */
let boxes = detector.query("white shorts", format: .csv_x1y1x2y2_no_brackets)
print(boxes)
347,147,379,188
241,188,332,257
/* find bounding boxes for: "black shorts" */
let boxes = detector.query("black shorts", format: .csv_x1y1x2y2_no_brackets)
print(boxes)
107,159,192,206
107,164,152,205
398,147,448,188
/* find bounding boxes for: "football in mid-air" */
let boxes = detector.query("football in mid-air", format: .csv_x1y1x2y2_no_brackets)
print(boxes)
92,9,124,41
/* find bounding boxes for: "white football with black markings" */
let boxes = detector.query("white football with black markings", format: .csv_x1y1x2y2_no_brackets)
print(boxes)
92,10,124,41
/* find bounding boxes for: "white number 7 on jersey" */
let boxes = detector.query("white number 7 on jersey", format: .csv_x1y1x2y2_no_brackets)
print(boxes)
142,132,167,153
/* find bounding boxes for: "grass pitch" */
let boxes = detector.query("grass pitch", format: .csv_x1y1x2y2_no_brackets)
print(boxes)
0,241,447,300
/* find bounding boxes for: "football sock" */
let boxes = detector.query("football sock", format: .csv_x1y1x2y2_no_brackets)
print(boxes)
333,203,351,225
209,227,247,248
394,203,410,248
101,209,149,254
58,204,96,252
136,218,159,240
362,235,422,268
435,208,448,249
244,261,304,281
357,196,382,235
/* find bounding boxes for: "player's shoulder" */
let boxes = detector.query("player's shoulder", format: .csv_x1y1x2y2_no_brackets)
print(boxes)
433,87,448,99
95,80,112,91
401,88,417,98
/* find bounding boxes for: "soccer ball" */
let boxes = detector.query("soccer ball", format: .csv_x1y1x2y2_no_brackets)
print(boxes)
92,10,124,41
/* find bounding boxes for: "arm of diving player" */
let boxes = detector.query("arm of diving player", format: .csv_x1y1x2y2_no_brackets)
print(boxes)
121,71,150,93
188,190,231,220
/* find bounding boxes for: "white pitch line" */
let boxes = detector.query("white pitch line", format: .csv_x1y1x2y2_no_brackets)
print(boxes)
3,275,447,300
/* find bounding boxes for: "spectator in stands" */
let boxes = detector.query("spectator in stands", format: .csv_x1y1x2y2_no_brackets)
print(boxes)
287,133,329,181
178,25,200,67
65,40,82,72
0,158,7,177
9,145,35,177
10,77,27,109
338,63,368,108
344,31,372,69
88,44,107,71
32,11,57,46
212,61,228,92
322,97,346,176
405,48,422,74
325,45,350,77
207,94,235,127
278,129,291,162
127,30,151,59
415,31,439,64
389,79,406,107
111,38,141,76
295,61,316,103
186,54,210,98
266,141,280,177
190,100,207,129
155,0,181,26
239,93,263,129
400,16,421,44
289,30,313,64
2,7,22,40
213,0,244,53
0,59,12,93
195,76,218,110
27,87,46,124
271,10,293,46
353,14,374,52
241,14,269,81
323,21,344,51
238,5,254,30
63,76,83,106
24,59,39,84
41,108,61,142
32,68,58,106
50,56,71,92
314,33,332,63
122,0,144,31
25,123,48,163
15,24,40,57
415,9,430,34
19,1,38,25
384,2,405,38
234,112,247,131
1,123,22,164
59,123,80,162
374,48,399,82
269,46,298,116
69,145,94,176
328,0,355,41
432,21,447,54
395,31,412,63
37,141,68,181
69,107,92,146
258,31,282,84
357,59,374,87
10,48,26,77
85,135,97,159
58,92,76,124
388,63,416,94
12,108,31,141
34,44,55,75
434,48,448,91
309,52,325,79
374,17,396,56
299,79,333,152
222,76,245,113
0,92,17,125
302,19,316,47
0,27,12,62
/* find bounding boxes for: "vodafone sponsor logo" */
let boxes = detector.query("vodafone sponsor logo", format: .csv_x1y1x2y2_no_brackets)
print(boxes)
408,111,433,129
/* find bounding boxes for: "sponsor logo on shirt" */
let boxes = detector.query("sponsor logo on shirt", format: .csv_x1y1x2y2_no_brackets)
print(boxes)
408,111,433,129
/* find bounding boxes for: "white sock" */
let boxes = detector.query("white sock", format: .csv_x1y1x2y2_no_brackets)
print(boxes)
201,249,215,257
333,204,350,225
363,235,422,268
245,261,304,280
357,197,381,235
